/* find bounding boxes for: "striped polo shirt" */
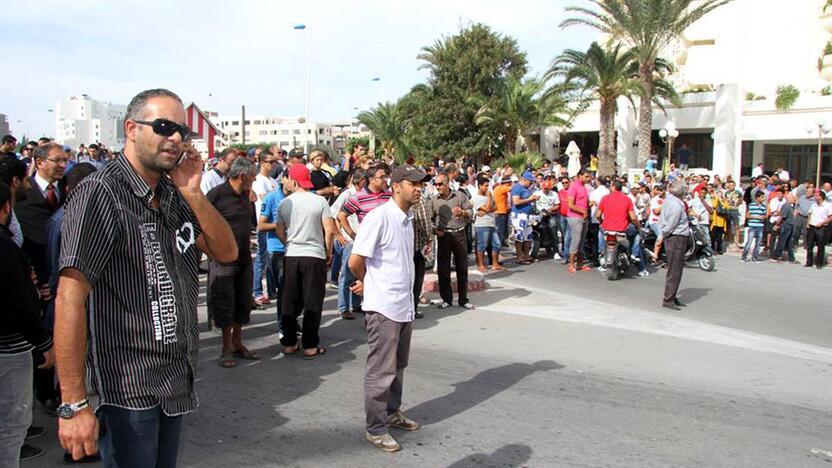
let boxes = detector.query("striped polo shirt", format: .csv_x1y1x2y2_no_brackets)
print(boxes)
341,188,392,224
747,201,766,228
60,154,203,415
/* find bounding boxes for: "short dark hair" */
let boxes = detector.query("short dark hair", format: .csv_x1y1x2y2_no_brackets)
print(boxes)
818,191,827,201
88,143,100,150
258,150,273,164
476,175,490,186
125,88,183,121
65,163,98,191
368,163,389,179
351,168,366,185
754,190,765,199
32,142,64,161
0,156,26,186
611,180,623,191
219,147,237,160
2,135,17,145
0,182,10,210
37,137,51,144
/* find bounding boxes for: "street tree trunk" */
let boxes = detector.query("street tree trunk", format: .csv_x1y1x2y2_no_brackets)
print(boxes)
597,98,617,178
637,60,655,168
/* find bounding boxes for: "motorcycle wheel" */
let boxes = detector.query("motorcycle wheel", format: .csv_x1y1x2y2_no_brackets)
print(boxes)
605,263,620,281
698,254,715,272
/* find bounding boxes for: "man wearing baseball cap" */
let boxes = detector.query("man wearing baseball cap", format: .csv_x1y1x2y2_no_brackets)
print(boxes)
274,164,338,359
348,165,429,452
510,171,539,264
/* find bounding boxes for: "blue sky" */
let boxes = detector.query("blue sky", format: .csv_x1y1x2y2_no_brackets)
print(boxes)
1,0,596,139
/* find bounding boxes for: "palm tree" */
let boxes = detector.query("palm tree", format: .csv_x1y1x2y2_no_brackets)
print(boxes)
473,75,572,157
547,42,679,177
561,0,732,165
357,101,406,162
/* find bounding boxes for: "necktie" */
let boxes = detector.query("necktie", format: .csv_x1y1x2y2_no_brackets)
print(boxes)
46,183,57,210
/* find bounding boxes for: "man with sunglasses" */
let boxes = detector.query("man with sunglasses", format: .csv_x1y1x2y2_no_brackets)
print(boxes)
54,88,237,466
252,151,279,306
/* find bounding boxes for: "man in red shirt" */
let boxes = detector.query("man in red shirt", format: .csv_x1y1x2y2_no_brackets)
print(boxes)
596,180,648,276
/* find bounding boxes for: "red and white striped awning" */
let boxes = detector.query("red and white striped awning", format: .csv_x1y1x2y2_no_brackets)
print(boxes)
185,102,221,158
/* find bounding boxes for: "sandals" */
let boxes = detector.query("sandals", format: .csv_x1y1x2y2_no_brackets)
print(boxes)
232,346,259,360
218,353,236,368
303,347,327,360
567,265,576,274
282,344,301,355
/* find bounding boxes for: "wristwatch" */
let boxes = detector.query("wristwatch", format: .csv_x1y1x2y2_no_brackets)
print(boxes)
57,399,90,420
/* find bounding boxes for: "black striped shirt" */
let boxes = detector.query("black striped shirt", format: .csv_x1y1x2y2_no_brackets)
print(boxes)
60,154,203,416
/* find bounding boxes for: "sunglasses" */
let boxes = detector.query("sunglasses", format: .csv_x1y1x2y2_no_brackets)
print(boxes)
133,119,195,141
434,182,445,186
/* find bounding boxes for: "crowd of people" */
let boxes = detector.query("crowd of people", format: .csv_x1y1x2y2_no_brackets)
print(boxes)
2,87,832,467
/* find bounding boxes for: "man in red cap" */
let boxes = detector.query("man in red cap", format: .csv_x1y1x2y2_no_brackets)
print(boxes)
274,164,337,359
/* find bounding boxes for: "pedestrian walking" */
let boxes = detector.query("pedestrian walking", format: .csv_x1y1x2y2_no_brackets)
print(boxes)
805,191,832,269
55,88,237,466
348,165,430,452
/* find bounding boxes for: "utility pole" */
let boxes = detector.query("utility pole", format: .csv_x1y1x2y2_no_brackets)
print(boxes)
241,105,246,145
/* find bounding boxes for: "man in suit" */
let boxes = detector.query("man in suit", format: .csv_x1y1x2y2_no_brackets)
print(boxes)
13,141,66,414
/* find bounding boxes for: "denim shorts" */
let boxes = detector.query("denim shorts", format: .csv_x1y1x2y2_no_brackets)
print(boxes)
475,226,502,252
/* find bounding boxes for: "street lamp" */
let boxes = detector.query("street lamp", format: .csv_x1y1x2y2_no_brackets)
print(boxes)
294,24,311,153
659,121,679,175
805,118,832,187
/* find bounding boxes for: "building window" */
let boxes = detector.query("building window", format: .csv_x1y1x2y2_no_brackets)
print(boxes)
280,141,290,146
281,130,289,135
319,129,324,134
293,129,301,135
259,130,268,136
232,121,239,126
244,120,250,125
234,132,240,137
254,120,262,125
271,130,278,135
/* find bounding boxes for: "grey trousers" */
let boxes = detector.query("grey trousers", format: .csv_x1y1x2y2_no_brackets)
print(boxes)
663,235,687,305
364,311,413,436
0,352,33,468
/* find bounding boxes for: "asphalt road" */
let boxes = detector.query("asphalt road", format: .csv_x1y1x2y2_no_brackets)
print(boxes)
27,251,832,467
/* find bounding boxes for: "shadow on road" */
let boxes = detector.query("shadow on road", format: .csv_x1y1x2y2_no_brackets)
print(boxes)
408,360,564,426
448,443,533,468
678,287,712,304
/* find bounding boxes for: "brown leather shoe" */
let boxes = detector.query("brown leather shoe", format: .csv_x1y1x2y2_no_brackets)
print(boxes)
342,311,355,320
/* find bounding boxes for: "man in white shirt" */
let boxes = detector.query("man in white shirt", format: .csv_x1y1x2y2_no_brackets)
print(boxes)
348,165,429,453
805,191,832,269
200,148,238,195
588,177,609,262
751,163,764,179
251,151,279,305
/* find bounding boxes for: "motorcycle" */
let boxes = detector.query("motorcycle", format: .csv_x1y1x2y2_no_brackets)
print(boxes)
600,229,643,281
642,217,715,272
530,212,559,258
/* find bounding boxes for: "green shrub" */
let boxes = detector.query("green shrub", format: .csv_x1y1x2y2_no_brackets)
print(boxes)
775,85,800,110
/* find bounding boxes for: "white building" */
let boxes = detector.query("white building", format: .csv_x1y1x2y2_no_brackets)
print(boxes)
212,115,370,153
55,94,127,149
542,0,832,184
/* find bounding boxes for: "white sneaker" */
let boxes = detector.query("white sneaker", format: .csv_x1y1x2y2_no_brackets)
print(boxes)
638,270,649,277
553,253,562,260
366,432,402,452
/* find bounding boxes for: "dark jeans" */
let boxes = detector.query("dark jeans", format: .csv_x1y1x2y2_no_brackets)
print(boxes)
805,225,829,267
253,231,275,297
280,256,326,349
495,213,509,246
663,235,687,306
207,260,253,329
772,224,795,262
269,251,285,333
413,252,426,312
711,226,725,254
437,230,468,306
97,405,183,468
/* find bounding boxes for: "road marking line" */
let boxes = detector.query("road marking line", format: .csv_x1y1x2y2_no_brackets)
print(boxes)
487,278,832,364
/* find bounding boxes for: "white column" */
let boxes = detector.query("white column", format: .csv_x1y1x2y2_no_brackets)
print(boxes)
712,83,743,180
615,96,638,173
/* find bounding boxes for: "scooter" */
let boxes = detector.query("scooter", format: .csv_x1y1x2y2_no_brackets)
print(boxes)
642,217,715,272
530,212,559,258
600,230,643,280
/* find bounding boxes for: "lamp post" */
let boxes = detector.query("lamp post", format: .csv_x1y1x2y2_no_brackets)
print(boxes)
805,118,831,187
294,24,311,153
659,121,679,176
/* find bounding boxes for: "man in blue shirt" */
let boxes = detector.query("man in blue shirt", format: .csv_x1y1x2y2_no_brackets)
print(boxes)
743,191,767,263
510,171,539,264
257,183,288,335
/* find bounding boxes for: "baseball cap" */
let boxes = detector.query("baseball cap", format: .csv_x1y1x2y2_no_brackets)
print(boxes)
481,165,491,172
500,175,512,183
247,148,256,157
522,171,535,182
391,165,430,183
287,164,314,189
